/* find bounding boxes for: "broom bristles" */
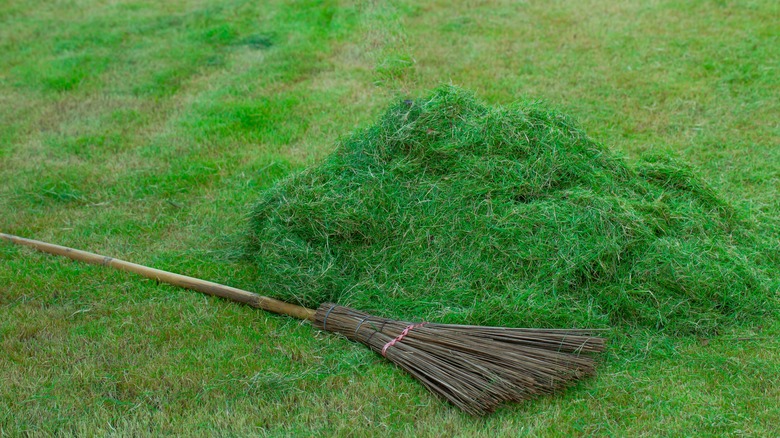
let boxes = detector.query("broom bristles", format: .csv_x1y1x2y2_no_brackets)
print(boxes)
313,303,606,415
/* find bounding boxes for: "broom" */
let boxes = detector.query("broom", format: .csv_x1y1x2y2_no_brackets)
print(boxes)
1,232,606,415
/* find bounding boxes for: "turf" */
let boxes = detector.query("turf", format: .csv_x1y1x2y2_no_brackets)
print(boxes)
247,85,772,336
1,0,778,435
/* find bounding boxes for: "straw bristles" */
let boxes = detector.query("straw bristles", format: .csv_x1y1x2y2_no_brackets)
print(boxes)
313,303,606,416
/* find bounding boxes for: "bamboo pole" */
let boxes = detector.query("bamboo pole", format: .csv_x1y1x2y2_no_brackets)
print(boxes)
0,233,316,321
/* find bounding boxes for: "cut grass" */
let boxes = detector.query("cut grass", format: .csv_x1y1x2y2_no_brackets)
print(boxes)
1,0,778,435
247,85,774,337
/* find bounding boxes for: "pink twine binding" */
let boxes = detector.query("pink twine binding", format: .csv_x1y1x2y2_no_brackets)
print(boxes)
381,322,428,356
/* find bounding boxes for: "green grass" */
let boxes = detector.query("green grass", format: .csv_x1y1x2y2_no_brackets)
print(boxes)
1,0,778,435
245,85,774,337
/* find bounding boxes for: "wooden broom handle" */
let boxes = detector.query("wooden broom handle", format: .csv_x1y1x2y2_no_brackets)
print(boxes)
0,233,316,321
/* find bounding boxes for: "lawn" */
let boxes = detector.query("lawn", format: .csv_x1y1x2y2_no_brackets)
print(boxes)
1,0,778,436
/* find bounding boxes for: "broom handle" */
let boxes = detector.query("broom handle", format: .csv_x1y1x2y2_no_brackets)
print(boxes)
0,233,316,321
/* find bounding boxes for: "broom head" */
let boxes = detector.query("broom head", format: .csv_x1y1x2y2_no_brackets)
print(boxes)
313,303,606,415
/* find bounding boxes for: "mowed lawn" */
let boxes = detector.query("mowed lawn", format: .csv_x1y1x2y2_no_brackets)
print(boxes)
1,0,778,436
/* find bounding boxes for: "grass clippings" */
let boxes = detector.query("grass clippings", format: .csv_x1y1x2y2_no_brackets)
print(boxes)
248,85,773,336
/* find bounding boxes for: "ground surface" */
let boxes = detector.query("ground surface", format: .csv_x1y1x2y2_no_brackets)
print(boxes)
1,0,778,436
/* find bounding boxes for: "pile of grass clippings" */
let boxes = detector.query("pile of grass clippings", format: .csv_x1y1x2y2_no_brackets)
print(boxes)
246,86,773,335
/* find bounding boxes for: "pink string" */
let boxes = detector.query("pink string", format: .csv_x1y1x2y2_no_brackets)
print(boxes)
381,322,428,356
